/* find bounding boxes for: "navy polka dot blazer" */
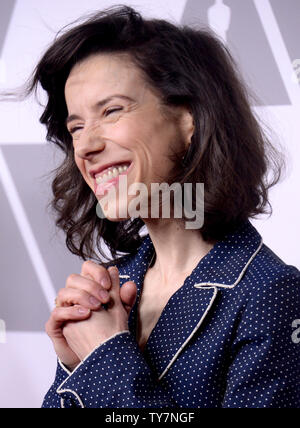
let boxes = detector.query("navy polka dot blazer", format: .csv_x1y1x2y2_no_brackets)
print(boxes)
42,221,300,408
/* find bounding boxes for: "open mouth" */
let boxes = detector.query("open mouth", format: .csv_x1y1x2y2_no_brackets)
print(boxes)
95,162,133,196
95,162,131,185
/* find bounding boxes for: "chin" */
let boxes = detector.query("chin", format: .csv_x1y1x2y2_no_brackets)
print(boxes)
96,198,131,222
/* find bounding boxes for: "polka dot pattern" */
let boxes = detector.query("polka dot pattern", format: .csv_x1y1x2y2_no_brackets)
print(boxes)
42,221,300,408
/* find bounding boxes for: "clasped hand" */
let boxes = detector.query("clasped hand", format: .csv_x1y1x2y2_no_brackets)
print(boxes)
45,262,137,371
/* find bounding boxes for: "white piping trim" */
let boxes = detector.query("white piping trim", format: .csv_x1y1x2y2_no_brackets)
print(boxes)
59,390,85,409
193,239,263,290
56,330,130,408
119,275,130,279
158,286,218,381
58,359,72,376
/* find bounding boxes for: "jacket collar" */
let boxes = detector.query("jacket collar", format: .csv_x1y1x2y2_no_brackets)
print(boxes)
117,220,263,379
119,220,263,289
192,220,263,288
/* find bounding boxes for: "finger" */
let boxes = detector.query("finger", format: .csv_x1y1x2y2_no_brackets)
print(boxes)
106,266,122,308
45,305,91,337
120,281,137,309
120,281,137,315
107,266,120,295
56,287,109,310
81,260,112,290
66,274,110,302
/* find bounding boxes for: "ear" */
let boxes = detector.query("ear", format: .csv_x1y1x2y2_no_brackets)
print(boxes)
179,107,195,150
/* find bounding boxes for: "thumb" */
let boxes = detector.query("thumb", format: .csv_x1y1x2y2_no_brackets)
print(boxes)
120,281,137,315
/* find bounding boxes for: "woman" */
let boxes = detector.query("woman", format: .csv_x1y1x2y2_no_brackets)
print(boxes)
23,6,299,408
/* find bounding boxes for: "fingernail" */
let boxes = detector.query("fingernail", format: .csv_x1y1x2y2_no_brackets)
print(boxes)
100,277,110,289
78,307,90,314
99,289,109,301
89,296,100,307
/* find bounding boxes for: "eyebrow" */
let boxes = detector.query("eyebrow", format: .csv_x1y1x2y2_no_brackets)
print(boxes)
65,95,135,126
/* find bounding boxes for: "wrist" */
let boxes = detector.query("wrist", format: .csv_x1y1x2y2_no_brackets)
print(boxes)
78,330,130,361
66,363,79,372
59,359,80,373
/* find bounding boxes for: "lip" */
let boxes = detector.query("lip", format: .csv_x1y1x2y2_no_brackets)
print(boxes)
94,162,134,196
89,161,132,179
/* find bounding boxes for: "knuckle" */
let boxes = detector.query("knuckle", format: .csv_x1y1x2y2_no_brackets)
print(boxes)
66,273,77,286
83,260,106,280
57,288,65,299
81,260,96,275
82,260,95,269
51,308,61,320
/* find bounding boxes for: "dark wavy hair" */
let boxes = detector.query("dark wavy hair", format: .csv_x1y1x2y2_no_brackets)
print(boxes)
17,5,283,262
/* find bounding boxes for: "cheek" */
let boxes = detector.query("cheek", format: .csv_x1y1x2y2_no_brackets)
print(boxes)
75,157,88,182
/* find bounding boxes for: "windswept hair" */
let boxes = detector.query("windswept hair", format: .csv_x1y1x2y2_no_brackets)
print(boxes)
17,5,283,262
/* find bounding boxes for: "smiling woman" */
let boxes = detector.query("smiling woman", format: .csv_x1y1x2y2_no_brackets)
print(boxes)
63,52,190,222
23,5,283,262
17,5,300,408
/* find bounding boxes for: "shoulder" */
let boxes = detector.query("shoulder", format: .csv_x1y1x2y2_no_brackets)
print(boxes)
237,243,300,319
226,245,300,353
246,243,300,290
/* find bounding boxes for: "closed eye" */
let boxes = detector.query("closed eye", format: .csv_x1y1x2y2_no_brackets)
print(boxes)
104,107,123,116
68,107,123,135
69,126,82,135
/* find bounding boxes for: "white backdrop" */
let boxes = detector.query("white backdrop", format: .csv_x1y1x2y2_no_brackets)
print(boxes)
0,0,299,408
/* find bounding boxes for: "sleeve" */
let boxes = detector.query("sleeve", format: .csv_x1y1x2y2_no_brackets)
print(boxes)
222,267,300,408
42,359,72,408
42,331,178,408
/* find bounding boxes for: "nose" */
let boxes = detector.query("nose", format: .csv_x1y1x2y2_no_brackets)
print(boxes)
74,127,106,160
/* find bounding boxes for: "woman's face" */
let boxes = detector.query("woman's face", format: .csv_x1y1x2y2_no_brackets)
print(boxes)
64,53,193,221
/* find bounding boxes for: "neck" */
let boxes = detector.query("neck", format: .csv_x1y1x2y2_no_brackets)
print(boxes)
144,218,216,285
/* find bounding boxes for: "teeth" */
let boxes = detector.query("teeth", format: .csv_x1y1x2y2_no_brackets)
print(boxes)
96,164,129,184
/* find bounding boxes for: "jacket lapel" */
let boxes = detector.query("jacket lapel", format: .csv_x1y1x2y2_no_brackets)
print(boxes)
117,234,155,342
117,234,218,380
144,283,218,380
117,221,263,381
